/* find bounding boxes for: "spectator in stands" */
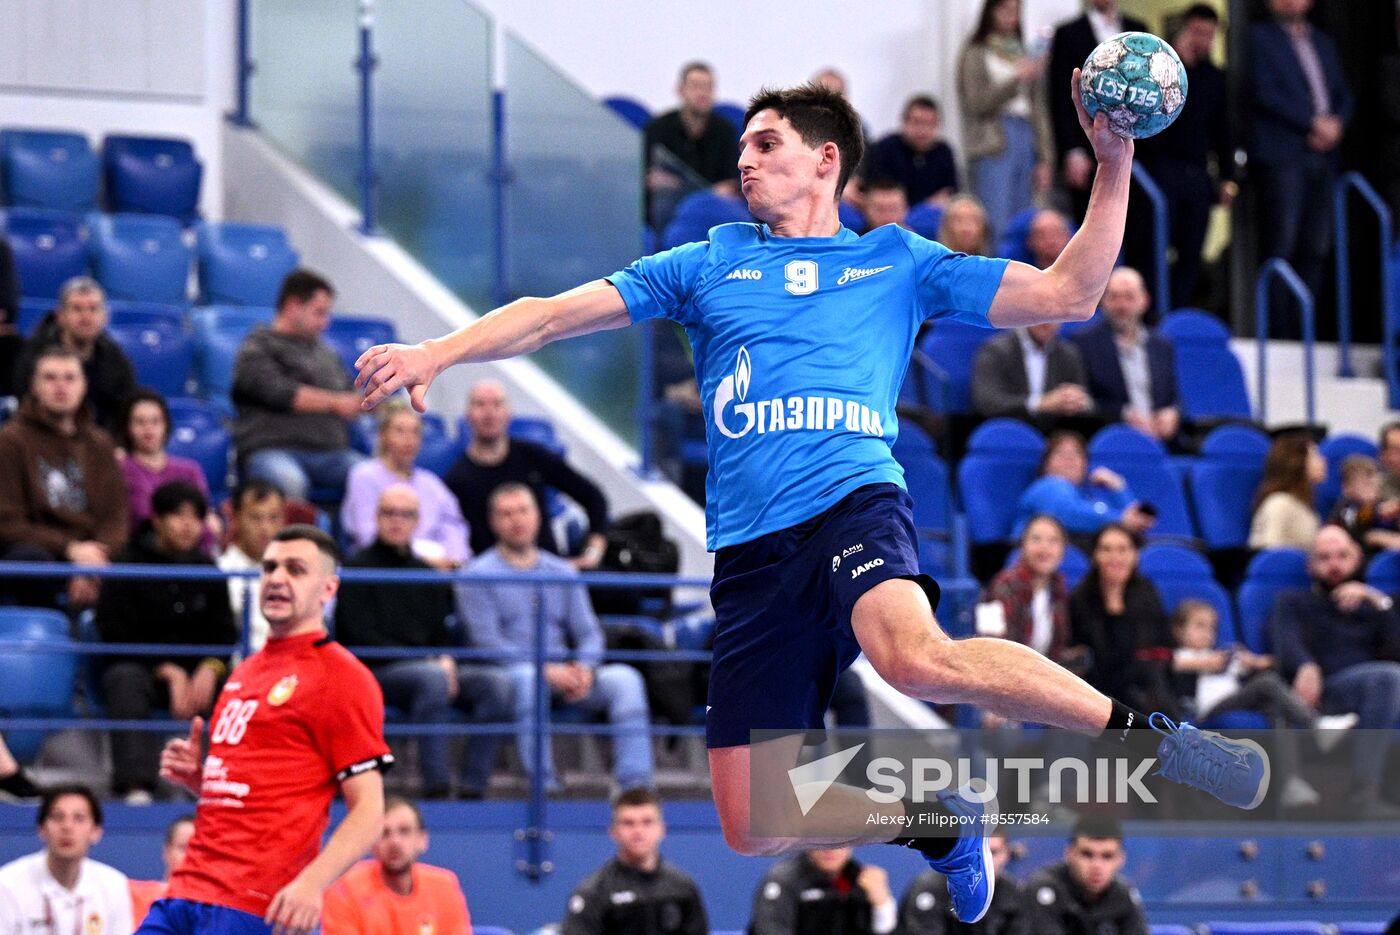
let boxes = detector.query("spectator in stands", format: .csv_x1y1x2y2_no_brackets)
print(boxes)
862,95,959,208
341,401,469,569
1246,0,1353,327
812,67,872,193
563,788,708,935
129,814,194,925
1329,454,1400,556
1135,3,1236,308
748,847,896,935
458,483,653,791
1017,815,1146,935
232,268,366,501
445,379,609,565
216,478,284,654
1068,267,1182,446
336,484,510,800
936,194,991,256
14,277,136,433
957,0,1051,241
0,233,20,397
1248,433,1326,550
322,797,472,934
1026,207,1072,269
860,178,910,231
981,515,1074,662
1015,431,1155,543
899,826,1021,934
0,734,40,802
971,322,1094,428
1069,523,1177,716
0,347,127,610
1379,421,1400,500
1047,1,1149,221
96,481,236,804
643,61,740,229
1272,525,1400,816
118,389,217,548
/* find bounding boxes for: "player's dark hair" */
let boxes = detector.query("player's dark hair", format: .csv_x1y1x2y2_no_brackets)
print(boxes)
276,268,335,312
1071,813,1124,843
744,83,865,198
274,523,341,565
971,0,1023,45
384,795,425,831
232,478,285,511
119,388,171,450
38,784,103,827
165,813,195,845
612,787,663,814
678,60,713,83
151,480,208,519
1180,2,1219,24
901,94,940,120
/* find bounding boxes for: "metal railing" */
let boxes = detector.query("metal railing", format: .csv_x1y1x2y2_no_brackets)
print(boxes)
1131,163,1171,315
1333,171,1395,394
1253,258,1316,426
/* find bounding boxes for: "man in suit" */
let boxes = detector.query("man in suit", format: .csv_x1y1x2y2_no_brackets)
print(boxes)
1245,0,1353,333
1068,267,1181,445
972,322,1098,436
1048,0,1149,221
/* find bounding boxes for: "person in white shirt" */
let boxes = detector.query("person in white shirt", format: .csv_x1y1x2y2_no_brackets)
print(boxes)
0,785,133,935
216,479,285,654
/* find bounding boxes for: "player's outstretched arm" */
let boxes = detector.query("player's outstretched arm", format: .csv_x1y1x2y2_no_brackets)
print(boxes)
265,769,384,935
354,279,631,412
987,68,1133,328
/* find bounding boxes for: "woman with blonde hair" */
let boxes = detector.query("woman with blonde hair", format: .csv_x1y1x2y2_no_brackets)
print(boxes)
937,193,992,257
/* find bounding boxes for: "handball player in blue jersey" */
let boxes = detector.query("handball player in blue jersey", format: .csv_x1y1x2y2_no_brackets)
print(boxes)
355,73,1268,923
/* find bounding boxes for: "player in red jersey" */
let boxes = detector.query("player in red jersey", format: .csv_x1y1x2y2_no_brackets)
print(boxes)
138,524,394,935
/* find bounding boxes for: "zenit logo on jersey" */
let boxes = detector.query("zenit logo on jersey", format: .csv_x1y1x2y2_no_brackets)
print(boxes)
712,346,886,441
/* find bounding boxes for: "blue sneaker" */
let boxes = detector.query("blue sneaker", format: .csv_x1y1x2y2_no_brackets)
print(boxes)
926,779,997,923
1150,713,1270,810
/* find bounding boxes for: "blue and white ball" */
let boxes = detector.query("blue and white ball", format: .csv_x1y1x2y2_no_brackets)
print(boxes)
1079,31,1188,139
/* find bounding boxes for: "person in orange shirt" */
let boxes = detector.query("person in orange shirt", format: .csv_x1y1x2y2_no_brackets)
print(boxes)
322,797,471,935
130,814,195,924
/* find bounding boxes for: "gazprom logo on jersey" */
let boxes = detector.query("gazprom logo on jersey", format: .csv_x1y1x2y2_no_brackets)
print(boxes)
712,346,886,440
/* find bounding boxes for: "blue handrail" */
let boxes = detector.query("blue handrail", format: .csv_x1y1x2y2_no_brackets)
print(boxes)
231,0,253,126
355,0,377,235
1131,163,1171,315
636,319,657,478
1254,258,1316,425
1333,171,1395,392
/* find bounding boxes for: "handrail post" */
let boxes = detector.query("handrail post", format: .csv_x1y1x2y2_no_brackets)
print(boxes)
1334,174,1356,378
231,0,253,126
1131,163,1171,315
1254,258,1316,426
522,582,551,880
355,0,377,235
1334,171,1396,403
636,320,658,478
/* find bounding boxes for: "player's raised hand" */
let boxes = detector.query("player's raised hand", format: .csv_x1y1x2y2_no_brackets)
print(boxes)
159,716,204,794
354,341,439,413
1071,67,1133,169
265,876,322,935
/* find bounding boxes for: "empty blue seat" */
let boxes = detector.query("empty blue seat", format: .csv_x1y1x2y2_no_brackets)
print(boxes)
713,101,747,134
16,297,52,336
838,200,866,234
165,396,232,497
994,206,1041,263
108,302,193,397
509,416,559,449
892,427,954,574
196,222,299,307
1140,543,1239,644
1159,309,1252,421
103,134,202,220
1190,424,1270,550
602,96,651,131
0,129,99,212
323,316,397,376
0,633,78,762
1315,433,1379,516
0,608,70,640
905,203,943,242
417,412,460,478
662,191,751,249
2,208,87,300
1366,548,1400,596
191,305,277,411
1236,548,1310,653
916,320,995,413
92,213,191,305
1088,425,1195,538
1202,924,1330,935
958,419,1045,545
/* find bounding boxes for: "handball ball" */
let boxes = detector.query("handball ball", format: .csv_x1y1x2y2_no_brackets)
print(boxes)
1079,31,1188,139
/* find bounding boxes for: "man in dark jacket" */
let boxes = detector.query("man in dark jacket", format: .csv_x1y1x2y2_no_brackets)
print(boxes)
14,277,135,432
862,96,959,208
1015,816,1147,935
95,481,236,803
900,827,1021,935
563,788,708,935
971,323,1096,434
748,848,896,935
335,484,511,799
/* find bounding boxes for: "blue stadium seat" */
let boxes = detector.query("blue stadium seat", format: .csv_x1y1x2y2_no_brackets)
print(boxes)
1139,543,1239,645
191,305,277,412
0,630,78,762
196,222,299,307
958,419,1045,545
892,426,954,574
1202,924,1330,935
661,191,751,249
1087,425,1195,538
1159,309,1252,421
905,203,943,242
1366,548,1400,596
108,302,194,397
0,129,99,212
1236,548,1310,653
1149,926,1197,935
994,206,1040,263
323,316,397,376
1,207,88,300
713,101,747,134
16,297,52,335
92,213,192,305
165,396,232,498
471,927,515,935
602,96,651,131
1334,923,1388,935
1189,424,1271,550
417,412,460,478
0,608,70,640
103,134,202,220
916,319,994,413
1315,433,1379,516
838,200,866,234
509,416,560,450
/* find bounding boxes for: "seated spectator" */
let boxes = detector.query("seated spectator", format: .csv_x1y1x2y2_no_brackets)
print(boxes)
0,786,133,934
748,847,895,935
336,484,510,800
0,347,127,609
458,483,653,791
0,734,40,802
232,268,366,501
118,389,217,547
981,515,1074,662
562,788,708,935
1068,523,1176,716
863,95,959,207
1027,207,1072,269
96,481,236,803
1380,420,1400,500
0,233,20,397
1066,267,1182,445
341,401,469,568
936,193,991,256
216,478,285,654
860,178,910,231
14,277,135,432
322,797,472,935
1016,815,1147,935
1014,431,1155,543
445,379,609,566
899,826,1021,935
1271,525,1400,816
971,322,1095,428
130,814,194,925
1249,433,1326,550
643,61,740,229
1329,454,1400,555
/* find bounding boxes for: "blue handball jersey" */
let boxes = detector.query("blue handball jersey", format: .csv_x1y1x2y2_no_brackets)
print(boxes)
609,222,1008,550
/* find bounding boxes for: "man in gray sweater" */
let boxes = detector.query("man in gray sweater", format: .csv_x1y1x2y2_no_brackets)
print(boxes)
232,269,365,500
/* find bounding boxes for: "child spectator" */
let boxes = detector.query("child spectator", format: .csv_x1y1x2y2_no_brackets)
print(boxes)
1329,454,1400,556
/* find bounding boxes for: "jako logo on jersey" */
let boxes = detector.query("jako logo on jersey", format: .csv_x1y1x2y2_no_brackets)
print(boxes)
726,268,763,280
837,265,892,285
712,346,886,440
268,675,298,706
851,558,885,578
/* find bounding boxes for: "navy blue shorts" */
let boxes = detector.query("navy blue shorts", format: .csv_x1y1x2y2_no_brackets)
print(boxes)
137,899,272,935
705,483,940,748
